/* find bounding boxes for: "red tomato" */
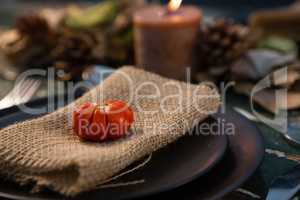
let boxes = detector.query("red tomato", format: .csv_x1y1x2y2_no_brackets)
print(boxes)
105,100,134,140
73,100,134,142
89,107,108,142
73,102,97,139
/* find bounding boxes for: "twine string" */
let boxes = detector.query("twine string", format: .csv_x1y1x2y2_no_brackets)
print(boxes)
96,153,152,189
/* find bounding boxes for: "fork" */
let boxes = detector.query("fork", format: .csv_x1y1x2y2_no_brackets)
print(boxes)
0,78,41,110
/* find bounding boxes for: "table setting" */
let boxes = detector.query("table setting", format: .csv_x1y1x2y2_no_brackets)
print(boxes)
0,0,300,200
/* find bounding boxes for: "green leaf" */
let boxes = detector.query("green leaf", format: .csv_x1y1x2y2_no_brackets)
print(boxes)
257,36,298,54
65,1,119,29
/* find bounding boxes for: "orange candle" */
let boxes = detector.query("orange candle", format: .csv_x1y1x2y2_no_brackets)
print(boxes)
134,0,202,81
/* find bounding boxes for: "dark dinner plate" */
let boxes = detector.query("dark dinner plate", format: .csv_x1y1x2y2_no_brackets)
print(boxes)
0,96,228,200
145,110,265,200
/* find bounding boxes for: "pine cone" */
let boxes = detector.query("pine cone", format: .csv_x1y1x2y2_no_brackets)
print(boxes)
198,19,250,67
53,29,97,62
15,14,53,41
51,29,98,80
0,15,56,68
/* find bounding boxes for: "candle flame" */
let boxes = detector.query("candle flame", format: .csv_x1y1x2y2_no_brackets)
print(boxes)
167,0,183,12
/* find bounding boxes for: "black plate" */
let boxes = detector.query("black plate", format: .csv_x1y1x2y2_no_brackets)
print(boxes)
0,96,227,200
144,110,265,200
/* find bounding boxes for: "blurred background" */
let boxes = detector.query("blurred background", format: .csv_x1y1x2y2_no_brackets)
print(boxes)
0,0,296,27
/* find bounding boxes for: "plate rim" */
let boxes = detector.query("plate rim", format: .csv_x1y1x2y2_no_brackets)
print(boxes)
200,110,265,200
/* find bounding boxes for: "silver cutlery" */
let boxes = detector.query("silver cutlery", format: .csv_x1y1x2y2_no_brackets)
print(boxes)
234,107,300,147
234,108,300,199
0,78,41,110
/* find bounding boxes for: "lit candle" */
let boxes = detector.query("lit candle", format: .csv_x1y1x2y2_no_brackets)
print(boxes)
133,0,202,81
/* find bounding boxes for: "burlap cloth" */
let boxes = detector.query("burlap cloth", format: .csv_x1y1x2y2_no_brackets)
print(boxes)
0,66,220,196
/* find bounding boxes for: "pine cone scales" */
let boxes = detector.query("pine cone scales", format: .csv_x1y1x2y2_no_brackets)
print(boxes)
199,19,250,66
15,15,53,41
52,30,95,63
0,14,56,68
51,29,102,80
